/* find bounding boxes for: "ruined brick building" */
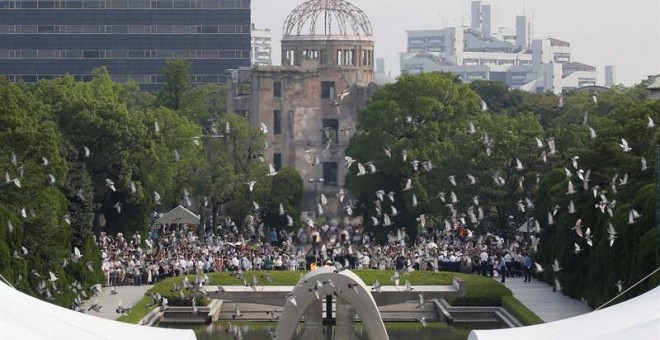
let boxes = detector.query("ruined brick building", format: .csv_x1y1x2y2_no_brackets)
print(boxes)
227,0,377,216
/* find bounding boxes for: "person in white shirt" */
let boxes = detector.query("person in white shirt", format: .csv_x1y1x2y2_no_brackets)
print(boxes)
361,253,370,268
230,256,240,271
480,249,489,277
253,256,263,270
274,256,283,270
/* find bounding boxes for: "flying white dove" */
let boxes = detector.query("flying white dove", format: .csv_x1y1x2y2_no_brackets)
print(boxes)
515,158,524,171
574,243,582,254
566,180,577,195
268,164,278,176
588,126,597,139
573,219,584,237
356,163,367,176
585,228,593,246
619,138,632,152
607,223,617,247
383,147,392,158
105,179,116,192
403,178,413,191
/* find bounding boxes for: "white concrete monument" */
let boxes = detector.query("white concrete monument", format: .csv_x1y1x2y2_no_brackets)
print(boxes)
274,266,389,340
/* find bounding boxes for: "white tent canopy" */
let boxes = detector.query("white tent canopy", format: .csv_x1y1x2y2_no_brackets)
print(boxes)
154,205,200,225
0,281,196,340
469,285,660,340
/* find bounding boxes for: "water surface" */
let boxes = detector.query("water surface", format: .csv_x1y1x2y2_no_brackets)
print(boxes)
159,321,502,340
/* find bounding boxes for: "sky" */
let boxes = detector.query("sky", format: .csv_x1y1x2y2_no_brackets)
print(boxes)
252,0,660,86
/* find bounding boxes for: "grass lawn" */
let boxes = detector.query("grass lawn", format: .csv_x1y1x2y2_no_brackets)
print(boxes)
117,270,541,326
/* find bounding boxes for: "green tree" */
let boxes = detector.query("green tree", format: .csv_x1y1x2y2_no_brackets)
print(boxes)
534,86,659,307
260,167,304,230
345,72,482,239
158,59,192,112
0,78,102,307
197,113,268,229
186,83,228,126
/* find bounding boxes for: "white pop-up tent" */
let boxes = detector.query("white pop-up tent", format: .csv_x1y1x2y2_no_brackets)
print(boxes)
0,281,196,340
469,285,660,340
154,205,200,225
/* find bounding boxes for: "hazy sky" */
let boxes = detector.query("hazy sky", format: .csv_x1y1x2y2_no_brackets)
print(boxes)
252,0,660,86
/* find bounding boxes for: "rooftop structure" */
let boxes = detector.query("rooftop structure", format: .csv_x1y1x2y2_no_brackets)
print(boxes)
647,74,660,100
282,0,373,37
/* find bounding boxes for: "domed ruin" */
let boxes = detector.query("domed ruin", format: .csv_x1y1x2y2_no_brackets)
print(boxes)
283,0,373,38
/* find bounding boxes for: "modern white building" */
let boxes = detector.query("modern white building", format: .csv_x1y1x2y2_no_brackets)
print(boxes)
647,74,660,100
374,57,394,84
400,0,602,94
251,24,272,67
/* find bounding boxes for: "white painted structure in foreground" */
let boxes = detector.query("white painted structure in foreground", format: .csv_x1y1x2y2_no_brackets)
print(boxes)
0,281,195,340
275,266,389,340
469,285,660,340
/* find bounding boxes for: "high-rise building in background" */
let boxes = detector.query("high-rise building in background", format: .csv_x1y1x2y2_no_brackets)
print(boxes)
251,24,272,67
374,57,393,84
604,65,616,88
400,0,606,94
228,0,376,215
0,0,251,90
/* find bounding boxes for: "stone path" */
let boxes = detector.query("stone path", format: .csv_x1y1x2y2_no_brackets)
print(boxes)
502,276,592,322
83,285,152,320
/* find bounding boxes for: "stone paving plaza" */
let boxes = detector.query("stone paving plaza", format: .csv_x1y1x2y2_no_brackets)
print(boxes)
88,285,153,320
503,277,593,322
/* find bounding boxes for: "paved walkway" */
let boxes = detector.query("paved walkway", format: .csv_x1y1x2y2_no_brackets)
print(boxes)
83,285,152,320
502,276,592,322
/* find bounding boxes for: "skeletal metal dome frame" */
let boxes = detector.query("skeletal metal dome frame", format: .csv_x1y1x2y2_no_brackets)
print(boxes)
283,0,373,37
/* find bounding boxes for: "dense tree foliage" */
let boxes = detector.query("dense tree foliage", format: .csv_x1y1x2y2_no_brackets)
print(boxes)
346,73,659,306
158,59,192,112
0,67,301,308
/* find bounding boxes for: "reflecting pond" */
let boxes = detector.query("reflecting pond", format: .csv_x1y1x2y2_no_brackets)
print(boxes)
158,321,503,340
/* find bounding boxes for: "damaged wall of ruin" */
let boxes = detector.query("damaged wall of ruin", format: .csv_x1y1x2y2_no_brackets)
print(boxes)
227,37,377,218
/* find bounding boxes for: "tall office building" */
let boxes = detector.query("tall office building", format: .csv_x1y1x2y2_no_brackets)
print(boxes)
251,24,272,67
604,65,616,88
0,0,251,90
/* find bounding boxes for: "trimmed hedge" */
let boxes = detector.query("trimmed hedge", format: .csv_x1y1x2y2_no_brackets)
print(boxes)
450,273,512,306
501,295,543,325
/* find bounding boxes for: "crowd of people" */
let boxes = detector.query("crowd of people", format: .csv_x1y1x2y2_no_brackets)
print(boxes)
98,214,535,287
